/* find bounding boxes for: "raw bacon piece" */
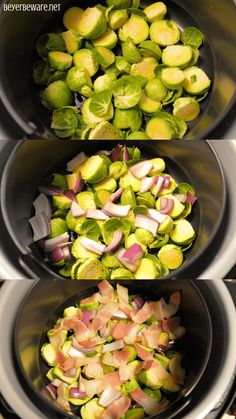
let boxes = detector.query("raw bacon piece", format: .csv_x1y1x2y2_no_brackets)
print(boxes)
98,280,115,296
163,317,180,334
141,324,162,349
60,357,76,373
112,322,139,343
149,300,164,321
57,383,71,412
100,395,131,419
131,302,152,324
103,371,123,387
54,349,67,365
130,388,168,415
112,349,129,365
134,343,154,361
161,291,181,318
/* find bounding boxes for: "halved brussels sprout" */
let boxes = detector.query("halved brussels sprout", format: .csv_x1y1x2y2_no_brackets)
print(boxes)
162,45,193,68
119,15,149,44
102,253,121,268
42,80,73,110
48,218,68,238
122,38,142,64
51,106,80,138
63,7,84,31
145,78,168,101
61,30,82,54
73,49,99,77
113,107,142,131
106,0,132,8
33,60,54,86
48,51,72,71
173,97,200,121
137,191,155,208
125,233,147,253
135,228,154,245
36,33,65,58
66,66,92,92
82,97,113,125
77,7,107,40
81,398,105,419
130,58,158,81
183,66,211,95
158,244,183,270
121,186,137,208
109,161,128,179
139,40,162,60
88,121,122,139
113,76,142,109
120,170,141,192
93,46,115,68
161,67,185,89
80,155,108,183
94,177,117,192
181,26,205,49
93,28,118,49
89,90,113,117
110,268,135,279
143,2,167,23
150,20,180,46
139,91,161,114
126,131,150,139
134,258,158,279
115,56,131,74
76,191,96,210
146,117,176,140
108,9,129,30
94,74,115,93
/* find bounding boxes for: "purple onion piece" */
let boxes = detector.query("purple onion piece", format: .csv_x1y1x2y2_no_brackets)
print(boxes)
64,190,77,202
70,388,87,399
123,145,130,162
38,186,63,196
111,144,123,162
74,172,83,193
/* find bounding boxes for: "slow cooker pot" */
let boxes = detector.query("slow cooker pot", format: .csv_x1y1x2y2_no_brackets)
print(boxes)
0,0,236,139
0,279,235,419
0,140,226,279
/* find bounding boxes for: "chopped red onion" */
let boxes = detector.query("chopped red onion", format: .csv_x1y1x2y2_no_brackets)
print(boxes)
44,232,70,253
102,339,124,353
86,209,110,220
123,243,143,263
134,295,145,309
110,187,124,202
51,246,64,263
174,194,187,204
71,201,86,217
139,177,156,193
160,197,174,214
29,212,51,242
103,201,131,217
186,191,197,205
99,388,121,407
163,175,170,188
33,193,52,219
74,172,83,193
134,214,159,236
116,248,139,273
65,367,77,378
67,151,86,172
45,383,57,400
148,209,167,224
97,149,111,156
130,160,153,179
81,310,93,325
111,310,128,320
111,144,123,162
64,190,77,202
154,176,165,197
104,231,123,254
80,237,106,255
69,388,87,399
123,145,130,162
38,186,63,196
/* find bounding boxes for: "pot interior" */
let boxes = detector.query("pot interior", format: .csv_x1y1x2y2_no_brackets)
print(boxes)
1,140,226,279
14,280,212,419
0,0,236,138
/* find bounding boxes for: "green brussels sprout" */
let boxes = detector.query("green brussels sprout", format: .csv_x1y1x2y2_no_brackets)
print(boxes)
102,217,131,245
122,38,142,64
183,66,211,95
110,268,135,279
150,20,180,46
113,76,142,109
72,238,99,259
156,194,185,218
52,194,72,210
66,211,85,231
109,161,128,180
181,26,205,48
138,368,163,388
149,158,165,175
113,107,142,132
47,70,67,85
80,155,108,184
101,253,122,268
135,228,154,245
88,121,122,139
42,80,73,110
173,97,200,121
93,46,115,68
94,74,114,93
121,186,137,208
137,192,155,208
93,28,118,49
120,170,141,192
36,33,65,57
143,388,161,402
121,379,139,395
143,2,167,22
66,66,92,93
130,58,158,81
126,131,150,140
81,398,105,419
106,0,132,9
145,78,168,102
61,30,82,54
125,233,146,253
73,49,99,77
94,189,111,208
77,7,107,40
94,177,117,193
80,86,94,98
48,218,68,238
33,60,54,86
77,219,101,241
161,67,185,89
157,215,174,234
138,92,161,114
115,56,131,74
169,219,196,245
63,7,84,31
158,244,183,270
146,117,176,140
108,9,129,30
82,98,113,126
89,90,113,117
139,40,162,60
51,106,80,138
119,15,149,45
124,408,145,419
162,45,193,68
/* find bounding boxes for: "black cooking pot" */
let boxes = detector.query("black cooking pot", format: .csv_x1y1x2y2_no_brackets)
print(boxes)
14,280,212,419
0,140,226,279
0,0,236,139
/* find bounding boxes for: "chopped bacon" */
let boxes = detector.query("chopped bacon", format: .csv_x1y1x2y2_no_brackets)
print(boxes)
131,302,152,324
161,291,181,319
54,349,67,365
149,300,164,321
49,330,67,350
98,280,115,296
142,359,170,381
112,322,140,344
60,357,76,373
75,355,101,368
141,324,162,348
163,317,180,333
81,377,105,397
83,362,104,379
134,343,154,361
62,317,88,335
64,367,77,378
56,383,71,412
117,284,129,306
170,291,181,308
76,335,105,348
112,349,129,365
131,388,168,415
103,371,123,387
100,395,131,419
80,293,99,306
119,361,142,382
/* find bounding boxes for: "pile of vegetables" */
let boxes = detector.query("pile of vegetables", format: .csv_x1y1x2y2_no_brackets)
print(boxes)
33,0,211,140
29,145,197,279
41,280,186,418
